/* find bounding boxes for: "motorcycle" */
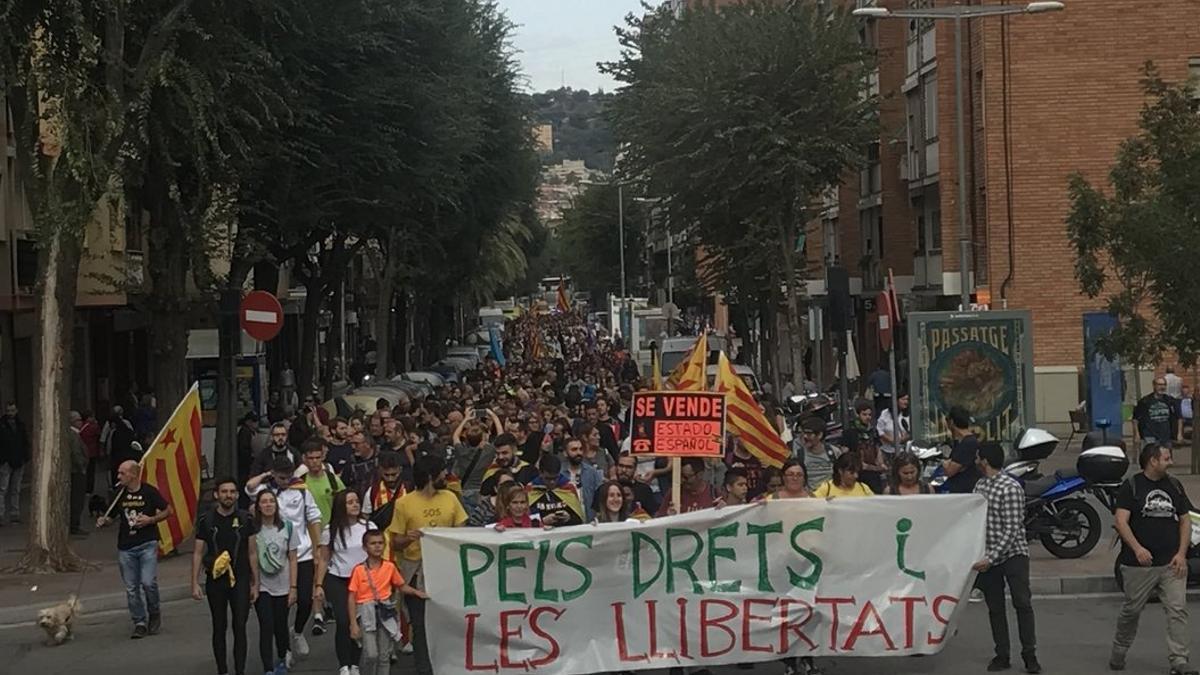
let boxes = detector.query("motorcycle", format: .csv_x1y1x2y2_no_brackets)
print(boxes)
785,390,844,447
924,428,1109,559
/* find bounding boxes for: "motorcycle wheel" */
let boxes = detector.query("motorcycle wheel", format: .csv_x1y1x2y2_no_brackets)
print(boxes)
1039,500,1102,559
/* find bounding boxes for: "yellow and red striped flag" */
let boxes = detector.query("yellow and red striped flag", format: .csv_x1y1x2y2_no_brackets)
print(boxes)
667,332,707,391
139,383,204,556
651,346,664,390
555,277,570,313
714,351,788,468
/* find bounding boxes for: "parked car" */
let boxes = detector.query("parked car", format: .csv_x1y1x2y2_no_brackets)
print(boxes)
445,347,482,368
397,371,446,388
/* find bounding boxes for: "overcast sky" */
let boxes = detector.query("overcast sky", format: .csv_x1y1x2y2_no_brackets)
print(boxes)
497,0,649,93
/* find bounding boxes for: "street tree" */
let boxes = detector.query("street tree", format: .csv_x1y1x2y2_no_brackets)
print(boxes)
1067,64,1200,470
0,0,204,571
604,0,877,386
556,182,646,303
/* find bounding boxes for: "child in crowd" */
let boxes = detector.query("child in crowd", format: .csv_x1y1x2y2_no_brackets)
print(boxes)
348,530,428,675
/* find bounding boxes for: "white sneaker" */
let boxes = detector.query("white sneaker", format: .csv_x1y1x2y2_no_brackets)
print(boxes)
400,641,413,654
350,667,361,675
338,667,350,675
292,631,310,656
969,588,984,603
284,650,294,669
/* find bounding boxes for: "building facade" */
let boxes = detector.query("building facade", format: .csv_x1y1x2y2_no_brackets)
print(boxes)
805,0,1200,429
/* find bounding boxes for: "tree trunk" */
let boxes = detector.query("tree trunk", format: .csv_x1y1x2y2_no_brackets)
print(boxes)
19,226,86,572
214,285,243,480
296,280,323,400
147,226,189,425
149,308,189,425
374,252,397,378
396,289,410,372
323,279,343,399
1190,370,1199,475
776,213,807,387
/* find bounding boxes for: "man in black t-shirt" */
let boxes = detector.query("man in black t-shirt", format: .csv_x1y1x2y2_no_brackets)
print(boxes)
325,417,355,477
942,406,982,494
192,478,258,675
1134,377,1181,448
96,460,172,638
1110,443,1197,674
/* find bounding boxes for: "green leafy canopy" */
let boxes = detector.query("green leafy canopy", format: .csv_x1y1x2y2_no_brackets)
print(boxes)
1066,63,1200,367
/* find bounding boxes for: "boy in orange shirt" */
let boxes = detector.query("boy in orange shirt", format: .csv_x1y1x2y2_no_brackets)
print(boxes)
348,530,428,675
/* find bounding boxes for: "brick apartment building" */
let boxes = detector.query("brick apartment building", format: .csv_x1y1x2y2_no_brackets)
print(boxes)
797,0,1200,429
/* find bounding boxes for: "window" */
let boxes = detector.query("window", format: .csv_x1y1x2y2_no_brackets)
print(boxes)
923,71,938,141
906,91,922,176
861,142,881,195
822,218,839,265
16,238,37,289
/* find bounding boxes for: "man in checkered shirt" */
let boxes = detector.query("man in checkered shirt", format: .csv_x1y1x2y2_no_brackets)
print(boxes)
972,441,1040,674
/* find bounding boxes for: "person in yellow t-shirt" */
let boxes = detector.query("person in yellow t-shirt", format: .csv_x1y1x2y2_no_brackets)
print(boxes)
813,451,876,498
385,454,465,675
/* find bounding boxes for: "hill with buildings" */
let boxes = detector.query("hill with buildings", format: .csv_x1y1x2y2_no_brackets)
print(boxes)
530,87,615,172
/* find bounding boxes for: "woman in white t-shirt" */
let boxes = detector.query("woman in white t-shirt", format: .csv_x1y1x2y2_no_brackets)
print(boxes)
253,490,299,674
317,490,376,674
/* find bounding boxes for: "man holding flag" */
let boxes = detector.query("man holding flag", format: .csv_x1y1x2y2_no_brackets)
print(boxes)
96,383,204,639
96,459,172,639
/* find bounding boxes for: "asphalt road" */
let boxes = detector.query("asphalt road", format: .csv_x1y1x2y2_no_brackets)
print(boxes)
0,595,1185,675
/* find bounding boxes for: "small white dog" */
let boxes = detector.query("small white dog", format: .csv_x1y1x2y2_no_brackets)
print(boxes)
37,594,81,646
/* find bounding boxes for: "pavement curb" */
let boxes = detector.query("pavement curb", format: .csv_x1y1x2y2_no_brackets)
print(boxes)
1031,575,1119,595
0,583,192,628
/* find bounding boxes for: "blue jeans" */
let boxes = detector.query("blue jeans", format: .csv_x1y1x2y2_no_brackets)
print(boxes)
117,540,160,626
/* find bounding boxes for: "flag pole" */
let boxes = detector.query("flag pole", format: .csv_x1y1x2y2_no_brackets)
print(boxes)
887,269,901,449
671,458,681,516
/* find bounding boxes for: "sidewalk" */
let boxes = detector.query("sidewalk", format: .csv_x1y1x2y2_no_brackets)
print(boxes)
0,518,195,626
1026,438,1200,594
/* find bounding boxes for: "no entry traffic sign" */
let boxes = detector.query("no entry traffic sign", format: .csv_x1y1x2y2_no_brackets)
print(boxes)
240,291,284,342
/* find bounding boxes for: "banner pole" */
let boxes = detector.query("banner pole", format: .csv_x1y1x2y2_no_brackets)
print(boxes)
671,457,681,514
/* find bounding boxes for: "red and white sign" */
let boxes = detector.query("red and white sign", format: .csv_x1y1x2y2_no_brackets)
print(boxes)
240,291,284,342
877,290,894,351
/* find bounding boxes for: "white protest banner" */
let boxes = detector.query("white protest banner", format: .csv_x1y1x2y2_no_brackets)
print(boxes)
422,495,986,675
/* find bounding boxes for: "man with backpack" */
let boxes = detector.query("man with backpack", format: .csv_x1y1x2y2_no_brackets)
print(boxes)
1111,443,1198,675
192,478,258,675
796,416,840,491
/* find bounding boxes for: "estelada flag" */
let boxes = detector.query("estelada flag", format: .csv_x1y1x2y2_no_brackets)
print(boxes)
139,382,204,556
555,277,570,313
713,351,788,468
527,480,585,525
668,332,707,391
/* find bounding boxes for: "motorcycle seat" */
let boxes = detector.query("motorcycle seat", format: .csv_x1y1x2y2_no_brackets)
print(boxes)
1024,475,1058,498
1055,468,1080,480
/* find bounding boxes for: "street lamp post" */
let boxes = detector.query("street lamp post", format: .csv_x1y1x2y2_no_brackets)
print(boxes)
853,1,1064,310
617,184,629,341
